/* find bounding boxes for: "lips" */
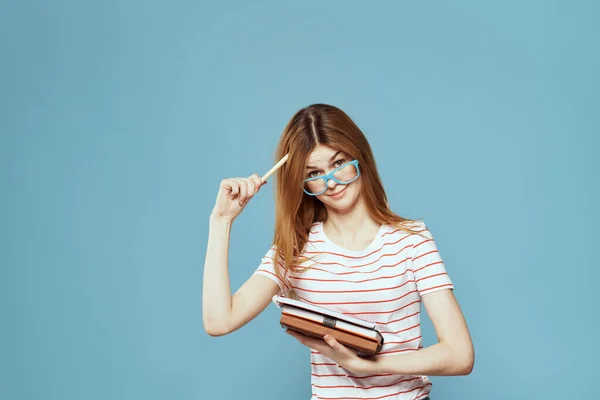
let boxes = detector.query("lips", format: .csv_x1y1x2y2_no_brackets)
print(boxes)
329,185,348,198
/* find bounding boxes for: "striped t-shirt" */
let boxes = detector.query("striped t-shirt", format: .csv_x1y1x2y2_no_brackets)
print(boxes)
254,219,454,400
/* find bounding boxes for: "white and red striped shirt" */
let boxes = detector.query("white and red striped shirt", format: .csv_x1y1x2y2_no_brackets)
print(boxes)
255,219,453,400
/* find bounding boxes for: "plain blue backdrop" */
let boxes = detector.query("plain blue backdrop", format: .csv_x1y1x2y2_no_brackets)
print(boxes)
1,1,598,399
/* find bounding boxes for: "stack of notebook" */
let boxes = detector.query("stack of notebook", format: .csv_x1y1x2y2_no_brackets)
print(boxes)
273,295,384,357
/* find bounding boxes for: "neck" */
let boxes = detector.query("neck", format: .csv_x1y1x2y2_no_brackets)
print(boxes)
322,196,380,239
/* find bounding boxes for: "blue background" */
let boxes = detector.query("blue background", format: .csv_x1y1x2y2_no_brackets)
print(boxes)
1,1,598,399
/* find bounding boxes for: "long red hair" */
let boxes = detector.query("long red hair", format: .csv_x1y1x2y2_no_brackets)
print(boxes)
271,104,423,292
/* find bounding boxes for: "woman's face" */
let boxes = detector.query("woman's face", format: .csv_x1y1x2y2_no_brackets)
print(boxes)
304,145,361,212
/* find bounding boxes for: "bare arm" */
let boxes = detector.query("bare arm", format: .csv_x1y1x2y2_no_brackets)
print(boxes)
202,174,281,337
366,289,474,375
287,288,474,375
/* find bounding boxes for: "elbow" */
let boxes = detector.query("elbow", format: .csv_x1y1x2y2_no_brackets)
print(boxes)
204,325,228,337
457,356,474,375
202,317,231,337
454,348,474,375
443,340,474,375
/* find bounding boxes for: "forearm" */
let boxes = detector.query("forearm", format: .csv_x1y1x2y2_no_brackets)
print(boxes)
363,341,473,376
202,214,234,335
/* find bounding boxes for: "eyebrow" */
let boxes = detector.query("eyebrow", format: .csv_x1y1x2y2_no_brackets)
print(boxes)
306,151,343,169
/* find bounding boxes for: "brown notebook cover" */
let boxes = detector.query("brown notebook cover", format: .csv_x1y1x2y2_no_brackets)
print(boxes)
280,313,384,356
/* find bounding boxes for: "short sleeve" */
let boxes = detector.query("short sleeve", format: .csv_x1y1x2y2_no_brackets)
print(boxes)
253,246,288,294
410,220,454,295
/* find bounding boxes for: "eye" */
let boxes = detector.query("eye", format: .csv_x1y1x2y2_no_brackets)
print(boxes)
333,158,346,167
308,170,322,178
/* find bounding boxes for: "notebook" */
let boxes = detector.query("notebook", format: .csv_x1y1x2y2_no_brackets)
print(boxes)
273,295,384,356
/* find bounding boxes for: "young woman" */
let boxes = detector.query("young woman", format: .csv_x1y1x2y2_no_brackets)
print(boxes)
202,104,474,400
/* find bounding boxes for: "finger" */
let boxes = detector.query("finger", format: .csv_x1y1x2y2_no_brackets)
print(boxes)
323,335,346,353
287,330,328,352
220,179,232,194
244,179,254,201
237,178,251,206
238,179,248,205
286,329,307,344
249,174,262,192
232,178,247,205
225,179,239,198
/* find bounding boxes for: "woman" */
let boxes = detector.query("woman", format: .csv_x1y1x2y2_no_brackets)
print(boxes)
203,104,474,400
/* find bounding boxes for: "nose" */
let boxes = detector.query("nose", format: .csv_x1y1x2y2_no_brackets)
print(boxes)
327,178,337,190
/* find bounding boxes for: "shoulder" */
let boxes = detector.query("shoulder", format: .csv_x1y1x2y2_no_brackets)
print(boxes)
383,219,431,246
403,218,427,231
260,245,280,261
384,218,427,236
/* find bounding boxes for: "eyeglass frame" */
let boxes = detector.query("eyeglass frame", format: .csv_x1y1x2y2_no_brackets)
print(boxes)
302,159,361,196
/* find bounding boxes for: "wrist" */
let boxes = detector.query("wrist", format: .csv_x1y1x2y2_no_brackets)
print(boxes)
354,356,381,375
359,355,390,375
210,211,234,226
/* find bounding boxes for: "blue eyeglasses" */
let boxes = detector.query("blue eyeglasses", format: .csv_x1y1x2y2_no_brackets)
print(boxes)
303,160,360,196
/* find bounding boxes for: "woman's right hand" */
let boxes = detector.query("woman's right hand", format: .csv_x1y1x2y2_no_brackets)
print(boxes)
211,174,265,222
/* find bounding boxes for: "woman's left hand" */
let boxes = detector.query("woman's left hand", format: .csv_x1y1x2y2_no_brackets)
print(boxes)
286,330,372,374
